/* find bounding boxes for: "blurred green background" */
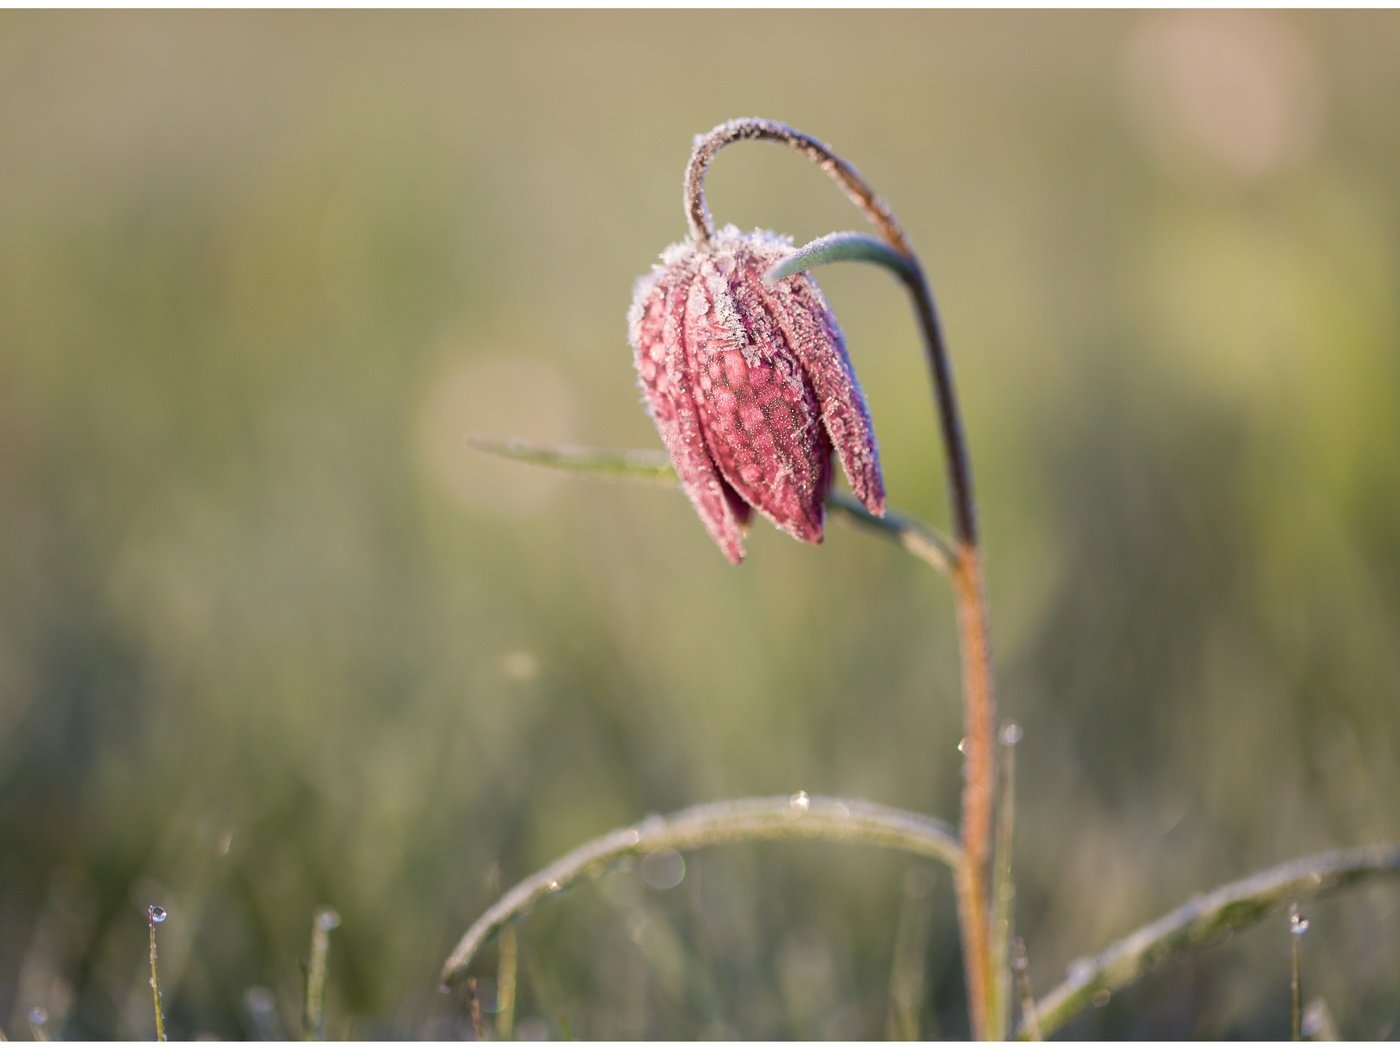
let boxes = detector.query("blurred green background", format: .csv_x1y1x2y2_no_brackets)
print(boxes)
2,10,1399,1039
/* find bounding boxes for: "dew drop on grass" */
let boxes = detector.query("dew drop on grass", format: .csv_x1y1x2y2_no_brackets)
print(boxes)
640,848,686,890
1291,910,1310,936
148,905,167,924
999,722,1023,746
28,1006,48,1026
546,880,561,893
789,790,811,812
316,908,342,932
957,737,968,755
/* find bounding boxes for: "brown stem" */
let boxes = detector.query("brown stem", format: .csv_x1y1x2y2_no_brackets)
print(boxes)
685,118,909,251
685,118,998,1038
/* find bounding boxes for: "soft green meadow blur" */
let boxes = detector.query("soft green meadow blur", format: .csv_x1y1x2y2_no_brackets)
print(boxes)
2,10,1399,1039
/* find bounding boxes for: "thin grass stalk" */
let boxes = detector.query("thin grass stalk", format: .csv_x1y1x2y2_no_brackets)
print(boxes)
303,907,339,1040
987,723,1021,1039
147,905,167,1042
1013,937,1042,1041
496,925,518,1040
466,977,485,1041
1289,904,1306,1041
886,869,937,1040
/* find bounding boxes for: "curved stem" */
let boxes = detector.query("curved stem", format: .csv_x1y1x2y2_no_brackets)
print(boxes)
441,794,961,989
1023,844,1400,1039
686,117,999,1038
685,118,909,251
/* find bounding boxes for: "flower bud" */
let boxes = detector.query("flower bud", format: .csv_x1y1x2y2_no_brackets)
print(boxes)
628,225,885,564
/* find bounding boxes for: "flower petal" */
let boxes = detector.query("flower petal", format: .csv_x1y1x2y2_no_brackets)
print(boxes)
686,245,830,544
766,271,886,517
631,260,749,564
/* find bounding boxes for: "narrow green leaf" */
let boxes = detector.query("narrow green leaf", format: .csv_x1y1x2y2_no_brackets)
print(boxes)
766,231,916,286
1025,845,1400,1039
465,436,955,574
465,434,678,486
441,795,961,989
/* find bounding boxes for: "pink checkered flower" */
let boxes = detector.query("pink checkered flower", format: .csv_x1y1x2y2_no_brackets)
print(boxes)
628,224,885,564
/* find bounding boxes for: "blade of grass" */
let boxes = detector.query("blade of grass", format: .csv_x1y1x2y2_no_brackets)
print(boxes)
148,906,167,1042
464,436,955,575
885,868,936,1040
442,794,961,988
302,908,340,1040
496,925,518,1040
986,722,1021,1039
1013,937,1041,1040
1289,904,1308,1041
1024,845,1400,1039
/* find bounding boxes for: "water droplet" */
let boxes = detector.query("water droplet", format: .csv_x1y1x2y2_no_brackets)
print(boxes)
1067,957,1094,984
1290,910,1310,936
148,905,167,924
623,828,642,847
244,986,276,1014
999,722,1023,746
640,848,686,890
546,879,561,893
957,737,969,755
28,1006,49,1026
639,814,666,836
316,908,341,932
789,790,811,812
1092,989,1111,1007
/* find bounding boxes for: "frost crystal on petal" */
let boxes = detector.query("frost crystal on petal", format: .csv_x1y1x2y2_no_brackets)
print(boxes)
629,226,884,563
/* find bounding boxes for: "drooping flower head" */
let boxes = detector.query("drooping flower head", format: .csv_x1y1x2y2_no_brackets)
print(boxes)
628,224,885,564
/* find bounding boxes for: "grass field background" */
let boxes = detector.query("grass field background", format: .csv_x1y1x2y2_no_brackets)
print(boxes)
2,10,1399,1038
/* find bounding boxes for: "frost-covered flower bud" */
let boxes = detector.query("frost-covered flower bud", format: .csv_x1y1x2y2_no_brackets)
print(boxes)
628,224,885,564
